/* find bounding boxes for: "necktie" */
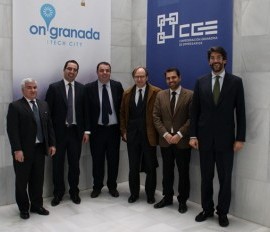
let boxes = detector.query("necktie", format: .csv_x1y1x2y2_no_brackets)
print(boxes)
67,83,73,125
102,84,112,125
213,76,220,104
30,100,43,142
137,89,143,108
170,91,176,115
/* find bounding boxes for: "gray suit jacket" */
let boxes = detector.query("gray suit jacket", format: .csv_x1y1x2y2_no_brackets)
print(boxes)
153,87,193,148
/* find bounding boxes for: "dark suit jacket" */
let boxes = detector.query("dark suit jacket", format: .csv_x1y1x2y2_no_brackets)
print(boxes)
84,79,123,133
190,72,246,151
45,80,86,141
153,87,193,149
7,97,55,157
120,83,161,146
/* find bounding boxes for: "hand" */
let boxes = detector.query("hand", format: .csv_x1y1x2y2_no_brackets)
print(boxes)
82,133,89,143
122,133,127,142
234,141,244,152
48,146,56,157
189,138,199,149
165,133,173,144
170,134,181,144
14,150,24,162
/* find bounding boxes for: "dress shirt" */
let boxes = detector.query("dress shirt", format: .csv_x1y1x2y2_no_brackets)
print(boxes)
211,70,225,91
135,85,146,105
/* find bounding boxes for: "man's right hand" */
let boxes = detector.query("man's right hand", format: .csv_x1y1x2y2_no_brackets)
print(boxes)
189,138,199,149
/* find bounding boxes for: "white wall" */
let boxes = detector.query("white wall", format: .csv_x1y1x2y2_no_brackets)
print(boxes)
1,0,270,227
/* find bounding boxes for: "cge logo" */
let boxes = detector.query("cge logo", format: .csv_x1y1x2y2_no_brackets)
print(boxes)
157,12,218,45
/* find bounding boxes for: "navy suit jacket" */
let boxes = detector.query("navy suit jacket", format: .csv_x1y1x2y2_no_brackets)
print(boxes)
190,72,246,151
45,80,86,141
84,79,123,133
7,97,55,157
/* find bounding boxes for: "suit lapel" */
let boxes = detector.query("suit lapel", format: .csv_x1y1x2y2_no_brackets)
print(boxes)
217,73,231,105
164,89,172,117
59,80,68,106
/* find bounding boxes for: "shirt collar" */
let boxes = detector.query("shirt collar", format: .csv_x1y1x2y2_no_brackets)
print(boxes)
63,79,74,86
211,70,225,80
136,85,146,92
170,85,181,95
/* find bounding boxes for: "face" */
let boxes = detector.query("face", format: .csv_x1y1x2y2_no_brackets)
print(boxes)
133,68,148,88
97,64,111,84
165,71,181,91
209,52,226,74
63,62,78,82
22,81,37,100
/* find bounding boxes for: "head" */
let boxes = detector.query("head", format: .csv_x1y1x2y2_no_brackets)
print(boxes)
96,61,111,84
21,78,38,100
207,46,227,74
132,66,148,88
63,60,79,82
164,67,181,91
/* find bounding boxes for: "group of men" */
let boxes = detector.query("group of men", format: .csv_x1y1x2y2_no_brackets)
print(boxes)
6,46,246,228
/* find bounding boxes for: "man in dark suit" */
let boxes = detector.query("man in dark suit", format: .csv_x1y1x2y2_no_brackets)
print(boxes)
153,67,193,214
45,60,89,206
190,46,246,227
85,61,123,198
120,66,161,204
7,78,56,219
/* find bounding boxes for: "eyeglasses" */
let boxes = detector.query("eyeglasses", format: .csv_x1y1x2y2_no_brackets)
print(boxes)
66,67,78,72
134,75,146,79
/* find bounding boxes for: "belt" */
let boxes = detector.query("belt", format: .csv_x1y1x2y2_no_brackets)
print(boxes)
97,124,118,128
66,124,77,128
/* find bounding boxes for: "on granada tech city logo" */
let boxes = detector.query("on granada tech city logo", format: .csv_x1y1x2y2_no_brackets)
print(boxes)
29,3,100,40
157,12,218,46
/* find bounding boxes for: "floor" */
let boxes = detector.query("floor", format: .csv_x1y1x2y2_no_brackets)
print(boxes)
0,182,269,232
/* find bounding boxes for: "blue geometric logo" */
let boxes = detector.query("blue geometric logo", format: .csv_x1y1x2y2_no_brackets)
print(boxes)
40,4,56,31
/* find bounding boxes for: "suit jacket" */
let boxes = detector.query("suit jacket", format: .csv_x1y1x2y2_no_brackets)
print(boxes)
7,97,55,157
84,79,123,133
153,87,193,148
45,80,86,141
120,83,161,146
190,72,246,151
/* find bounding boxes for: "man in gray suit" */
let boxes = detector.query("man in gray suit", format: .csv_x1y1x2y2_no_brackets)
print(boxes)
153,67,193,214
190,46,246,227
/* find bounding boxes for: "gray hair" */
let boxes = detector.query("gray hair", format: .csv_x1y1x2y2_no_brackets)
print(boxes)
21,78,37,89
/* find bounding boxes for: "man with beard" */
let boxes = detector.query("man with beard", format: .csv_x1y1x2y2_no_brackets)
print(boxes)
189,46,246,227
153,67,193,214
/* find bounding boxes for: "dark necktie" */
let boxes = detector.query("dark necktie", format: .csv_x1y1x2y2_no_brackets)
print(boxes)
67,83,73,125
137,89,143,108
170,91,176,115
213,76,220,104
30,100,43,142
102,84,112,125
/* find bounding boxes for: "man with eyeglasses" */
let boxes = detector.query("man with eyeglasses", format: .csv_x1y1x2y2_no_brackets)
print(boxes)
120,66,161,204
45,60,89,206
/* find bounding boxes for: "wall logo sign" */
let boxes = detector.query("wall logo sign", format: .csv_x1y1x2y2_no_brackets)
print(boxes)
157,12,218,47
29,3,100,47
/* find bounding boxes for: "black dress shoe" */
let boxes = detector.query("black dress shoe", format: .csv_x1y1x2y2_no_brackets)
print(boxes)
195,211,214,222
109,189,119,197
71,194,81,204
128,195,138,203
147,197,155,204
20,211,30,219
154,197,173,209
51,196,62,206
218,214,229,227
30,206,49,215
178,202,188,214
91,189,101,198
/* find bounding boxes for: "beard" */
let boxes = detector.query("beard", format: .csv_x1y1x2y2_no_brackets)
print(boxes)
210,62,224,73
